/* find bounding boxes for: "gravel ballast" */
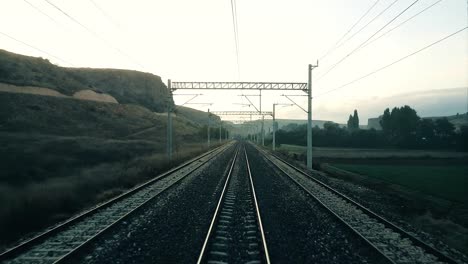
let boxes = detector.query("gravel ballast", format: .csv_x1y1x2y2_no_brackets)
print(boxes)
246,144,387,263
77,144,238,264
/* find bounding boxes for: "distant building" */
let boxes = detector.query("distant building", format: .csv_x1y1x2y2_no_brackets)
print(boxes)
367,116,383,130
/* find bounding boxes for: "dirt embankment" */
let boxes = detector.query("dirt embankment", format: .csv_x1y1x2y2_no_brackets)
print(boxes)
0,82,118,103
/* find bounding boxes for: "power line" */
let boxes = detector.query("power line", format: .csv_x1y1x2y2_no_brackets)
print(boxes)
315,26,468,98
22,0,59,24
88,0,120,29
317,0,420,81
320,0,381,61
324,0,400,61
361,0,444,51
43,0,145,69
0,31,74,66
230,0,240,78
234,0,240,53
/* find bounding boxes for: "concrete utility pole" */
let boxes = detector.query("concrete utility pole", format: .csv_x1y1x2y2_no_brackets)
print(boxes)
260,89,265,146
207,108,211,147
273,104,276,151
166,79,173,159
307,62,319,169
219,122,222,143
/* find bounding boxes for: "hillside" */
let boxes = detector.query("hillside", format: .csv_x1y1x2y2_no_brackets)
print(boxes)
0,90,217,245
0,49,172,112
175,105,220,125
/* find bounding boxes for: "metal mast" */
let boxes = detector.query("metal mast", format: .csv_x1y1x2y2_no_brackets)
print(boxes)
166,79,173,159
307,62,318,169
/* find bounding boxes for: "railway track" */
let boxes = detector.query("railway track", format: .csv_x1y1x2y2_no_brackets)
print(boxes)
197,144,270,264
252,143,459,264
0,142,234,264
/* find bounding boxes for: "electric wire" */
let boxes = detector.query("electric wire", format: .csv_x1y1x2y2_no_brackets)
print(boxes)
0,31,74,66
320,0,381,61
315,26,468,98
325,0,400,61
230,0,240,78
43,0,145,69
22,0,58,24
361,0,444,51
317,0,420,81
88,0,120,29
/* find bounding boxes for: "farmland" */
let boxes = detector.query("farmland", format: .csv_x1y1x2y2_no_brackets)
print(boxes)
331,164,468,203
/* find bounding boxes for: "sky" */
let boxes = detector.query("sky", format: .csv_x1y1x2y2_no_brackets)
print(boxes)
0,0,467,124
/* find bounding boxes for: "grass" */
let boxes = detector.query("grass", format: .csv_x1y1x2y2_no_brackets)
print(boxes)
277,144,468,159
0,91,215,249
0,141,220,247
332,164,468,204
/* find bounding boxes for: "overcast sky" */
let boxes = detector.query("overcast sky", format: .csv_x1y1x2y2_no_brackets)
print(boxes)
1,0,467,124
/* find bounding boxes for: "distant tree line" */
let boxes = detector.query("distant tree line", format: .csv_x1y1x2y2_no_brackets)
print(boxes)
274,106,468,151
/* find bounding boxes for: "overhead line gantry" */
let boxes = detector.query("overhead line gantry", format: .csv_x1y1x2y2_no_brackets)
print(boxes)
166,78,316,169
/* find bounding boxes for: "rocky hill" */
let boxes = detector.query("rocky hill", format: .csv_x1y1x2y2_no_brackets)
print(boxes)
0,49,172,112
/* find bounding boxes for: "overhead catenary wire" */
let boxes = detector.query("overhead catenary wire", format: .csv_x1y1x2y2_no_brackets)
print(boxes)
315,26,468,98
230,0,240,79
22,0,59,24
0,31,74,66
361,0,444,51
88,0,120,29
323,0,400,62
320,0,381,61
43,0,145,70
317,0,420,81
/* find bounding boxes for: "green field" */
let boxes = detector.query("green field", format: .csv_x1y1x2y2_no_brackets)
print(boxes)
277,144,468,159
332,164,468,204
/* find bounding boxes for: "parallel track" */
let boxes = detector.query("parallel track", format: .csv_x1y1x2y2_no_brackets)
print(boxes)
252,143,458,264
0,142,234,264
197,145,270,264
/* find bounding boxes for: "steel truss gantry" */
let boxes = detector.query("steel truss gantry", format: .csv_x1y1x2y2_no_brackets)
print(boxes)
171,82,307,91
211,111,272,116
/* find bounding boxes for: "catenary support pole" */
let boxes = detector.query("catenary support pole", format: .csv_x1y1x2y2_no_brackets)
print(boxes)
260,89,264,146
207,108,211,147
167,79,173,159
219,123,221,143
307,62,318,169
307,65,312,169
273,104,276,151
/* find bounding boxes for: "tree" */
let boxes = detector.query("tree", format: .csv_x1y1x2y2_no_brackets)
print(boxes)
347,115,353,130
457,125,468,151
346,110,359,131
380,108,392,134
353,109,359,130
380,105,420,146
434,118,455,138
417,119,435,140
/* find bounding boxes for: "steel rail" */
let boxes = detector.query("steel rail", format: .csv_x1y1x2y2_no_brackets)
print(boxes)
253,145,394,264
197,144,271,264
196,145,240,264
254,144,458,264
244,148,271,264
0,142,234,264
